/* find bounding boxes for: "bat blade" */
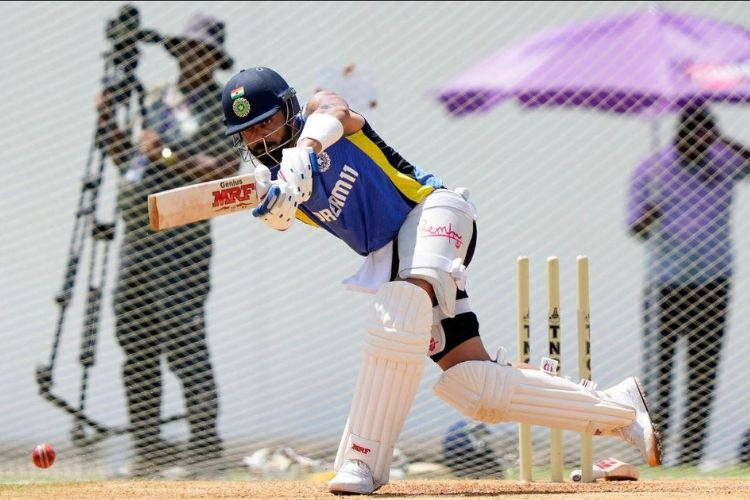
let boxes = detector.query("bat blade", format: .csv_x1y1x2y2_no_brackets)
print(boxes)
571,457,639,482
148,173,259,231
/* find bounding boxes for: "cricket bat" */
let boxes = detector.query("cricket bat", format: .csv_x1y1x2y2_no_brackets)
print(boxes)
571,458,639,482
148,173,259,231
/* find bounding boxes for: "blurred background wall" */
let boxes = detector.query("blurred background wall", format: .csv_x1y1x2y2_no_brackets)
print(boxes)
3,1,750,477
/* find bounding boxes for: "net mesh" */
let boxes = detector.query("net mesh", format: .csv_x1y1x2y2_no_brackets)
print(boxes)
4,0,750,481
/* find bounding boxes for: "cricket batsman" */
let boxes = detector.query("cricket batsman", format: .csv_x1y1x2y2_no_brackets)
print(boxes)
221,66,662,495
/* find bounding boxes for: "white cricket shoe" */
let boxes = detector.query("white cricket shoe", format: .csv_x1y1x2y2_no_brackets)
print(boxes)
328,459,379,495
604,376,662,466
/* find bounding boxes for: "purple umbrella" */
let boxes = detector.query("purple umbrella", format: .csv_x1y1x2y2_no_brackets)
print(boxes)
436,7,750,117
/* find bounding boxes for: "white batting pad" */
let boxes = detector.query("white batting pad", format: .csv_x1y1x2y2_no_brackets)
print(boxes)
434,361,635,434
334,281,432,487
397,189,476,318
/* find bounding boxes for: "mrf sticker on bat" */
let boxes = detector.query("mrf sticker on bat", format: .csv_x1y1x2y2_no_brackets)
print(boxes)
212,178,257,210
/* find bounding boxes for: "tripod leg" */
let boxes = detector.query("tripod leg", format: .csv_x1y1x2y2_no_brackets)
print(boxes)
73,167,119,446
38,140,101,418
42,141,100,375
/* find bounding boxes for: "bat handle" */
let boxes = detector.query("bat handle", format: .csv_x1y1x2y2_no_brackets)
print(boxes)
252,185,282,217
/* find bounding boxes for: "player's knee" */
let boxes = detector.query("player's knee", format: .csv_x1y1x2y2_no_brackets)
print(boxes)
402,278,436,302
433,360,518,424
367,281,433,360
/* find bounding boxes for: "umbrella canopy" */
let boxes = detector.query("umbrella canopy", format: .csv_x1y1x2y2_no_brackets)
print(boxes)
436,7,750,116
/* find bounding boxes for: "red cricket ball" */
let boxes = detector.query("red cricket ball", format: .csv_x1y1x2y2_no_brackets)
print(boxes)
32,443,56,469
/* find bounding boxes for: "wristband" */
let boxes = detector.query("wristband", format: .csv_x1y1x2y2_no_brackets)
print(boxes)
299,113,344,151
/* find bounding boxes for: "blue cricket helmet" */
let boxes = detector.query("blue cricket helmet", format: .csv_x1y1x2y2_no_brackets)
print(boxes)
222,67,300,136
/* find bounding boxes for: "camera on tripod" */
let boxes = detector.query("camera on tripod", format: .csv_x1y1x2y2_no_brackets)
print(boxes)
36,3,187,448
103,4,162,103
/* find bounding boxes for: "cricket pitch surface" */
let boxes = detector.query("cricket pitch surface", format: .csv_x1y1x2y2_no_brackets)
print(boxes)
3,479,750,499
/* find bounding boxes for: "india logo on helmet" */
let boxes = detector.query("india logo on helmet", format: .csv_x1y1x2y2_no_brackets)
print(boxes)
232,97,251,118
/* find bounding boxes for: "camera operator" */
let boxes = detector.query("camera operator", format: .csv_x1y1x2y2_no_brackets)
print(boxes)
97,12,239,478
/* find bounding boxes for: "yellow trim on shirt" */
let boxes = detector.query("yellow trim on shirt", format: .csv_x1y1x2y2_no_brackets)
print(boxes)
346,130,434,203
296,209,319,228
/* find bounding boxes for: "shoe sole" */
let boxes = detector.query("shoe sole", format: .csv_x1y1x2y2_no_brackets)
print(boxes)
632,377,663,466
329,479,382,495
329,485,378,495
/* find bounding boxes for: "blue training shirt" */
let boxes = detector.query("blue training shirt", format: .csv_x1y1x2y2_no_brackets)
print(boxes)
273,120,443,256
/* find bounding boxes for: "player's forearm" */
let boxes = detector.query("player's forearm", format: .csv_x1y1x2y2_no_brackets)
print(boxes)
305,91,365,141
